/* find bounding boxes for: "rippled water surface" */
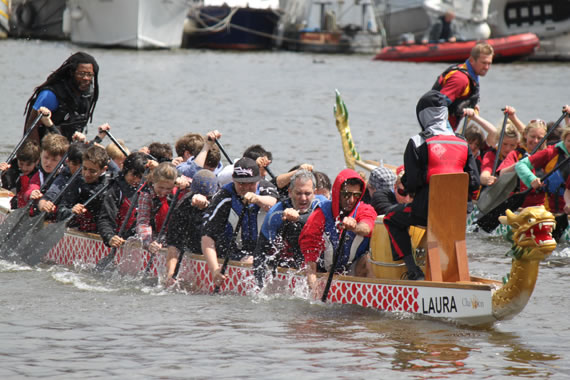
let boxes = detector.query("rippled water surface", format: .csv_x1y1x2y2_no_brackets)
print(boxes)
1,39,570,379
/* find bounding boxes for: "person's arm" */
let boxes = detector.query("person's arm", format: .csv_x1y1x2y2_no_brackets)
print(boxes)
345,203,377,237
194,130,221,169
97,185,120,247
136,191,153,247
341,216,371,237
305,261,319,297
439,71,470,104
25,90,60,144
480,151,498,186
463,108,498,147
505,106,525,135
201,235,226,286
480,169,496,186
515,157,539,188
275,163,313,189
243,192,277,212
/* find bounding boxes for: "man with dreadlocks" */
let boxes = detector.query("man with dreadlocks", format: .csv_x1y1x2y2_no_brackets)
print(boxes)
23,51,100,145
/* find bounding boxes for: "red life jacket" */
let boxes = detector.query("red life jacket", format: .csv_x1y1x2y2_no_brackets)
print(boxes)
153,196,170,234
17,174,32,208
116,196,137,232
426,135,468,183
76,210,97,232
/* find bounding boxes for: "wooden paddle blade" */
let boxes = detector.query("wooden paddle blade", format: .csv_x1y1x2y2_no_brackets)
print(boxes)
476,192,527,232
476,171,518,214
95,247,118,272
0,207,28,247
117,237,145,276
0,213,44,258
19,221,68,266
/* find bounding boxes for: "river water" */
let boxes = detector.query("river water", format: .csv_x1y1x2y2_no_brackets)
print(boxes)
1,39,570,379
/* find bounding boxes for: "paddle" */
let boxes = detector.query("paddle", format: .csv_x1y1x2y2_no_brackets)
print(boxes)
143,186,183,273
477,111,567,215
102,130,128,157
95,181,148,271
213,204,248,294
0,165,83,258
171,249,185,280
492,112,509,177
2,113,43,172
0,131,105,249
321,229,348,303
214,139,233,165
476,154,570,232
18,178,113,265
0,152,69,250
460,115,469,136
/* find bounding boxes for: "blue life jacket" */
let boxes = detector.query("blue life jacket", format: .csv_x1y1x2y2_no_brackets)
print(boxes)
319,200,370,272
223,182,261,253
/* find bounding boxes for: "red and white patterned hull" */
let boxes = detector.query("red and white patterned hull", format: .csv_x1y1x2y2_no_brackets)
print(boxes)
35,226,498,326
0,201,499,326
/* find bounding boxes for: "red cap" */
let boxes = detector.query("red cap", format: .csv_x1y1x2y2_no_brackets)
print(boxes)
396,165,405,176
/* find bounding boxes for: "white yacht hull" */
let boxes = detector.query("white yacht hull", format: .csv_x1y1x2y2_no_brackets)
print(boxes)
66,0,191,48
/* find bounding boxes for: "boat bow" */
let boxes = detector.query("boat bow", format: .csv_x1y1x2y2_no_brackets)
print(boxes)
493,207,556,320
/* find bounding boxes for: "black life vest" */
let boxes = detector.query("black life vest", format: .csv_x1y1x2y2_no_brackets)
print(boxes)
42,80,93,141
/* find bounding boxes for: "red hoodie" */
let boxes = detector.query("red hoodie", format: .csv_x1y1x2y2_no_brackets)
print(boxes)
300,168,377,263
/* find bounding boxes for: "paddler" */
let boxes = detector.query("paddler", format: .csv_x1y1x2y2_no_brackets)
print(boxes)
201,157,279,287
253,169,326,286
23,51,100,144
432,42,493,131
383,90,479,280
299,168,377,294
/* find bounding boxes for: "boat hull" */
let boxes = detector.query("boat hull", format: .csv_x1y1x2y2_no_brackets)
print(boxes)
373,32,539,63
8,0,67,40
66,0,190,48
0,203,500,326
182,6,280,50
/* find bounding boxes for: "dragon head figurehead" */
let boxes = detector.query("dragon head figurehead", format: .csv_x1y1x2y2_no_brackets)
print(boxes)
499,206,557,261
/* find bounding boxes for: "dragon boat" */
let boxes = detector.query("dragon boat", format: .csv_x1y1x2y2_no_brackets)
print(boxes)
0,180,556,326
0,92,557,326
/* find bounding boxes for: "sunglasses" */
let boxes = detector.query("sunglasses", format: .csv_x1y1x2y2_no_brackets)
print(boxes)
76,71,95,79
397,187,409,196
340,191,362,200
529,119,546,127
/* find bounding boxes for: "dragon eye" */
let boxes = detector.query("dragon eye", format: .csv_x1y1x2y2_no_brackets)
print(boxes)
527,218,536,224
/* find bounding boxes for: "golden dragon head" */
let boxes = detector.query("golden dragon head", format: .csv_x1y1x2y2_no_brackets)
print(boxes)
498,206,557,261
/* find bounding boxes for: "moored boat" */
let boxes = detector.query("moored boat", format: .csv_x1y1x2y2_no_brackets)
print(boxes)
64,0,191,49
276,0,382,54
487,0,570,61
375,0,492,47
182,5,280,50
8,0,68,40
373,32,539,62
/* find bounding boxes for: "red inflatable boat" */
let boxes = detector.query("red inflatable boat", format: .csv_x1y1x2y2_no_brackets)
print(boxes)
373,32,539,63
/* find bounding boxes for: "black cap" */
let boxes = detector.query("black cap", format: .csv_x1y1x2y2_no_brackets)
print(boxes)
232,157,261,183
